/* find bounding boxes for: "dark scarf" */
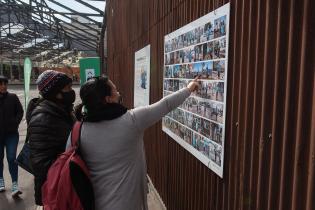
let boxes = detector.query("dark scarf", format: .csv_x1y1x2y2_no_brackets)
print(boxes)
84,103,127,122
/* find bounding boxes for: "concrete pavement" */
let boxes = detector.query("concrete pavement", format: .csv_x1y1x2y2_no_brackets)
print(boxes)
0,86,165,210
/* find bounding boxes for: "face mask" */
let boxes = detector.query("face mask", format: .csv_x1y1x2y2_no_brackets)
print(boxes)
60,90,76,106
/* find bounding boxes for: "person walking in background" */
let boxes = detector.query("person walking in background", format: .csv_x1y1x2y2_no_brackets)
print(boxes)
72,76,199,210
27,70,76,206
0,75,24,197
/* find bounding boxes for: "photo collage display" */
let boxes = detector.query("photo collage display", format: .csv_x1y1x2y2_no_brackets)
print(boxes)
163,12,228,171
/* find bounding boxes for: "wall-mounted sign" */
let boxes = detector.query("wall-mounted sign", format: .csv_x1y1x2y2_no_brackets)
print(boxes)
162,3,230,178
134,45,151,107
79,57,100,84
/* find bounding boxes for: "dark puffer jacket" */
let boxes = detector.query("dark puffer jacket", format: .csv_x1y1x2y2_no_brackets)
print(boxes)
27,99,74,205
0,92,24,139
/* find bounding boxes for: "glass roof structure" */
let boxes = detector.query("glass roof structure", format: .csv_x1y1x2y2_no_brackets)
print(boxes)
0,0,106,66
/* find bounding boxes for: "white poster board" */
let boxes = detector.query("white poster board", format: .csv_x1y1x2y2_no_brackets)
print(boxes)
162,3,230,178
134,45,151,107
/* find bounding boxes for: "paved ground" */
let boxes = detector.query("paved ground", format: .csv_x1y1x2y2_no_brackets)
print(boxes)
0,85,165,210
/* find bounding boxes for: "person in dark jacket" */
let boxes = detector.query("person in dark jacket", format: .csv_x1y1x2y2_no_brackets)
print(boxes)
27,70,76,206
0,75,24,197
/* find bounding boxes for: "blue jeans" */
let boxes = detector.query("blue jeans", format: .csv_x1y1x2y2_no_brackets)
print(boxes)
0,133,19,182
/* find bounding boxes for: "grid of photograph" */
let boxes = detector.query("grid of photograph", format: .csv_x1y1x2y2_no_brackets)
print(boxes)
163,117,222,167
164,37,226,66
164,15,227,53
163,10,228,175
164,59,225,80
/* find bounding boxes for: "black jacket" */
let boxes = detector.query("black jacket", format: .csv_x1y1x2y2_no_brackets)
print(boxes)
27,99,74,205
0,92,24,139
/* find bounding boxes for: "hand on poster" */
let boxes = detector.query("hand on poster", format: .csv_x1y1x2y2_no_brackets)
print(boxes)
187,76,200,92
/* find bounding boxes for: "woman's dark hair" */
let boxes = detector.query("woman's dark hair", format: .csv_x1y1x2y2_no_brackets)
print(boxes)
80,76,112,112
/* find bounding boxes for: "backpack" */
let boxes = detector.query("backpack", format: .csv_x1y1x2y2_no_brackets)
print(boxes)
42,121,95,210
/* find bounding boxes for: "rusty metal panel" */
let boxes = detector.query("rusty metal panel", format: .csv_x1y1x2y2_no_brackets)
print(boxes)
105,0,315,209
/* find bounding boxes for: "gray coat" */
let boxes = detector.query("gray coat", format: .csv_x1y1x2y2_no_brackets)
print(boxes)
77,88,190,210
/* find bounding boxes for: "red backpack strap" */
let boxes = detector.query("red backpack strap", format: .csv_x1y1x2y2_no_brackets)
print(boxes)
71,121,83,147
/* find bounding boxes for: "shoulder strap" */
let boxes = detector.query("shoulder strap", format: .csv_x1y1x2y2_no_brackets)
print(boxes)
71,121,83,147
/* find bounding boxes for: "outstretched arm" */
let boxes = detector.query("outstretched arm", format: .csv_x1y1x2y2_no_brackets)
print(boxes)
131,77,200,130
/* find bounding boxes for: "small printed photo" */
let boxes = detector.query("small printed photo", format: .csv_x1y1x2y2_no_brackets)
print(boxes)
192,133,202,149
214,15,227,38
178,65,186,78
211,144,222,166
174,51,181,64
179,50,185,63
171,39,177,51
179,80,188,90
184,111,194,128
182,97,198,113
201,118,211,138
213,61,225,80
162,117,169,128
200,61,213,79
203,42,213,60
185,64,195,79
173,80,179,92
203,138,211,158
213,40,220,59
194,44,204,61
184,47,196,63
183,33,189,47
191,115,202,133
194,27,204,44
163,80,170,91
171,121,180,136
204,21,214,41
196,136,205,152
173,108,185,125
208,141,216,160
178,35,184,49
188,31,195,46
165,40,172,53
210,122,223,145
173,65,180,78
164,66,173,78
167,79,174,92
170,52,175,65
219,38,226,58
183,127,193,145
192,62,203,76
195,81,209,99
210,103,224,124
165,53,171,65
178,124,186,139
216,82,224,102
197,100,210,118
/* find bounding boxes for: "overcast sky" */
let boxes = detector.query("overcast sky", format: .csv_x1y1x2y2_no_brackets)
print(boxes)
20,0,106,23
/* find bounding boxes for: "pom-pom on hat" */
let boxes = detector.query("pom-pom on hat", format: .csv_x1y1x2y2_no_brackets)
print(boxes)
36,70,72,98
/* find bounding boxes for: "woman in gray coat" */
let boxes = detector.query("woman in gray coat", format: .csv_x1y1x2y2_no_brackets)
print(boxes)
77,76,199,210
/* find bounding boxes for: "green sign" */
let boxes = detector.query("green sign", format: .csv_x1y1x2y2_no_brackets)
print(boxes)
79,57,101,85
24,57,32,110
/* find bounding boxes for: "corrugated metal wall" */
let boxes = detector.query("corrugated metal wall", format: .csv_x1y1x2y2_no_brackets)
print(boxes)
105,0,315,209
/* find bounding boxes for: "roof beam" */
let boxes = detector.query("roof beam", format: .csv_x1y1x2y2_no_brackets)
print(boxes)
46,0,102,26
73,0,104,16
